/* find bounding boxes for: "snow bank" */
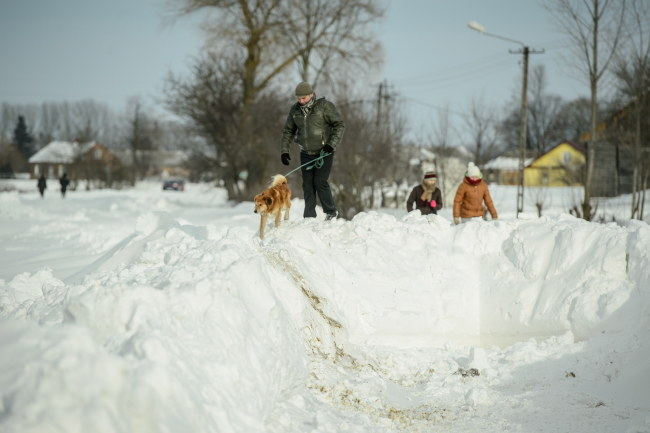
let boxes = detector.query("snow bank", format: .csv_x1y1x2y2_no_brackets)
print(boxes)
1,185,649,433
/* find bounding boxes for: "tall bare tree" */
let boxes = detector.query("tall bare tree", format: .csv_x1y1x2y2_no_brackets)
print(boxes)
545,0,627,220
167,0,383,107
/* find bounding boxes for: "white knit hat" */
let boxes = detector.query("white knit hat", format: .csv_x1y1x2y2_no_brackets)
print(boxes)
466,162,482,178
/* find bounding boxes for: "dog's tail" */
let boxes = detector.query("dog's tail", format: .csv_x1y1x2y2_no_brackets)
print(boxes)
271,174,287,187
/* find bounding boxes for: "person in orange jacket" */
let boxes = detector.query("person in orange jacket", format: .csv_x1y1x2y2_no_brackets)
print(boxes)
453,162,497,224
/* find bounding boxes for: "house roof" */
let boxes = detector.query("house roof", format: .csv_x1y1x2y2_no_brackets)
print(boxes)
527,140,586,168
543,140,585,155
484,156,533,170
28,141,98,164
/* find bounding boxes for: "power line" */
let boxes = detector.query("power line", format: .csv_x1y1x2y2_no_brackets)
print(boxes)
399,95,472,121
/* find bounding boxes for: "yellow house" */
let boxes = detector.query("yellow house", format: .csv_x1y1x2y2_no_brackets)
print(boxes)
524,141,585,186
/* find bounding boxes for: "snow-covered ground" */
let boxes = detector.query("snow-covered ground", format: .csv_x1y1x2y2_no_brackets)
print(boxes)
1,179,649,433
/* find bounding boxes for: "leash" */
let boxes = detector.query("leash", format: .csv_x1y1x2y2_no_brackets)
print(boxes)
284,150,332,177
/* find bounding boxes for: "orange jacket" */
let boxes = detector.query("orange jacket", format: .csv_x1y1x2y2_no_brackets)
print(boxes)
453,178,498,219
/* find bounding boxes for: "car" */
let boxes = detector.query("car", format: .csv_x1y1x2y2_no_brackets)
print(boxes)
162,179,185,191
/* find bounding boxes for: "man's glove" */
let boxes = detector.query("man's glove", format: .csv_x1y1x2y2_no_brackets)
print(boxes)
281,153,291,166
323,144,334,154
429,200,437,208
454,217,460,225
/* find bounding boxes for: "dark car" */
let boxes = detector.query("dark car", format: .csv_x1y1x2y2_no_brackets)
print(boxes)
162,179,185,191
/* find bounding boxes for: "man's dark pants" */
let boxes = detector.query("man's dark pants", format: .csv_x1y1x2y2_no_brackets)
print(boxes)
300,152,337,218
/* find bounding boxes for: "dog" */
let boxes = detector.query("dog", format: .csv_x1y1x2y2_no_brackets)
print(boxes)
253,174,291,239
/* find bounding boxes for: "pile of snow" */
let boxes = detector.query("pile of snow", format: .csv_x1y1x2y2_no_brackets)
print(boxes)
1,181,649,433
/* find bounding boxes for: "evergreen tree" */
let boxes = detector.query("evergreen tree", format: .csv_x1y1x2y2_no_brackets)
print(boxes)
13,115,34,159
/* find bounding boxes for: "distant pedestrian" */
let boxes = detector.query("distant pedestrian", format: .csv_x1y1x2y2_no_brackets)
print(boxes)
59,173,70,198
453,162,497,224
406,171,443,215
37,174,47,198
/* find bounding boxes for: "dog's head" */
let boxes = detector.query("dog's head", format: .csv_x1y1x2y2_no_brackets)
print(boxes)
254,192,273,214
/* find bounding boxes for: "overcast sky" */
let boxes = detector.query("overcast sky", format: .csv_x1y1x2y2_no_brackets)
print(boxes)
0,0,593,140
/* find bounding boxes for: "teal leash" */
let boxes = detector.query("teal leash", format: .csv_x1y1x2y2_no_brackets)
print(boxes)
284,150,332,177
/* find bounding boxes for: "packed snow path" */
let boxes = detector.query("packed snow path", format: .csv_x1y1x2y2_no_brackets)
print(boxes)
1,183,649,433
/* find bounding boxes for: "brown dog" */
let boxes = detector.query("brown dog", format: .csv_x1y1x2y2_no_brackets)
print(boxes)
254,175,291,239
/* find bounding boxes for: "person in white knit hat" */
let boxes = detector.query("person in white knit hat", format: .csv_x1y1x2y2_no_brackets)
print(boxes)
452,162,497,224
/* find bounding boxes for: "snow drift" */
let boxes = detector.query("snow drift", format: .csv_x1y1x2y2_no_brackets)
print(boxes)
1,184,649,433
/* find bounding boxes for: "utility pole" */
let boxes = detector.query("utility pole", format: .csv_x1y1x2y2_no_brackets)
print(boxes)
376,81,384,128
511,46,543,217
469,21,544,217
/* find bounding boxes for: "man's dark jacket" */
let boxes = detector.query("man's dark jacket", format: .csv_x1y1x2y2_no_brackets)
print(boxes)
281,97,345,155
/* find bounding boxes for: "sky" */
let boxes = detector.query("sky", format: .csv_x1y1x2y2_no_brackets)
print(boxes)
0,0,591,138
1,179,649,432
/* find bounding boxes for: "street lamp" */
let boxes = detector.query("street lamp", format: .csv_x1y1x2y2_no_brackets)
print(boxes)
468,21,543,217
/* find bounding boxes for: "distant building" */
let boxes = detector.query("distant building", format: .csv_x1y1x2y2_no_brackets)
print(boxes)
483,156,533,185
28,140,121,185
523,141,585,187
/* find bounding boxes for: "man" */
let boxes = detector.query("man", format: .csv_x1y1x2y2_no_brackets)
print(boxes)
280,81,345,220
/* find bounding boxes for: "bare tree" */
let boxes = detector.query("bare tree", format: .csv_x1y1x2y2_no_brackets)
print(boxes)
544,0,627,221
465,96,499,165
613,0,650,219
165,54,244,197
527,65,566,155
551,97,593,142
123,97,158,184
165,54,285,198
429,105,459,204
498,65,566,157
167,0,383,107
0,100,121,151
329,83,405,218
280,0,383,86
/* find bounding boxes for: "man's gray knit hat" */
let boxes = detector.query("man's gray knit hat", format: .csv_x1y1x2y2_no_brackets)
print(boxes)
295,81,314,97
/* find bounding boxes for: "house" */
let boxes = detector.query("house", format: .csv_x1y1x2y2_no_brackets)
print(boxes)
523,141,585,187
483,156,533,185
28,140,120,184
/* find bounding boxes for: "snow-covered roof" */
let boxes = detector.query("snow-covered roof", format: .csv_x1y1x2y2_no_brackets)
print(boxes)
484,156,534,170
28,141,98,164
